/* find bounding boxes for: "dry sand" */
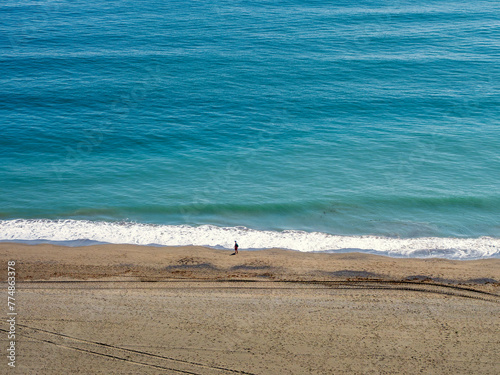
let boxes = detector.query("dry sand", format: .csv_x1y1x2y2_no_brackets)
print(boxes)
0,243,499,374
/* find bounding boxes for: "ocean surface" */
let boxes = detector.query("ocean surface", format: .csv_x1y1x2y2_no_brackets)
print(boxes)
1,0,499,259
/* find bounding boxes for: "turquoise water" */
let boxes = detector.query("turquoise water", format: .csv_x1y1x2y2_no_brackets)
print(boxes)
1,0,499,257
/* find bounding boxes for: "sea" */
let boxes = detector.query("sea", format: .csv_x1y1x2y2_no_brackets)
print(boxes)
1,0,499,259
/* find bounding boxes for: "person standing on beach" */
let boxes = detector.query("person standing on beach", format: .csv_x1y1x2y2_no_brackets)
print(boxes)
234,241,239,254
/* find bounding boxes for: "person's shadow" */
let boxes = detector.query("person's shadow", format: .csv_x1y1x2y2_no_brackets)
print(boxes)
230,252,236,256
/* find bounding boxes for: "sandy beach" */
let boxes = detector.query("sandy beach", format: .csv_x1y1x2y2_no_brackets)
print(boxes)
0,243,499,374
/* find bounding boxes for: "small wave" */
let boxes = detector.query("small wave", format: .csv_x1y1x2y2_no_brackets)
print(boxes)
62,201,334,216
0,219,498,259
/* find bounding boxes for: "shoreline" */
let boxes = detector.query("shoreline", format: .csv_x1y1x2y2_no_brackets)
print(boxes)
3,238,500,259
2,219,499,259
1,243,499,288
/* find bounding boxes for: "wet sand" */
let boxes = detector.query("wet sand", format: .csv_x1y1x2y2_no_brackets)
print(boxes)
0,243,498,374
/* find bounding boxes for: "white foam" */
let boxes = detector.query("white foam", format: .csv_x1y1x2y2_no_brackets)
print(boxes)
1,219,499,259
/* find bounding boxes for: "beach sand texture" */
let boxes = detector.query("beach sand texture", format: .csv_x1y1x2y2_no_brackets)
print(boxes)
0,243,499,374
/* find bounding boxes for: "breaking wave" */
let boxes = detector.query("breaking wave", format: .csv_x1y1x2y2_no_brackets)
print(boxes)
1,219,499,259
